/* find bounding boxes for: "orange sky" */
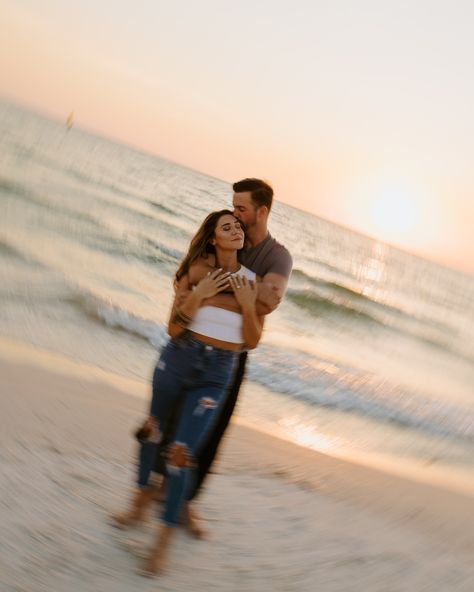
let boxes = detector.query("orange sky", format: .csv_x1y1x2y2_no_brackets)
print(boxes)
1,1,473,275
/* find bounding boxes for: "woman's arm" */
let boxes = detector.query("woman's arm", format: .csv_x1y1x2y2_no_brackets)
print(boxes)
229,275,264,349
168,268,230,338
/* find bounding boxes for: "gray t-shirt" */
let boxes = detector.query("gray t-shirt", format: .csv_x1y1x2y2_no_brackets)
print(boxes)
238,233,292,279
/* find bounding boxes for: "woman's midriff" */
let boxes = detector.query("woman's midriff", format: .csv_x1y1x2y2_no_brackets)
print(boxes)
188,331,243,352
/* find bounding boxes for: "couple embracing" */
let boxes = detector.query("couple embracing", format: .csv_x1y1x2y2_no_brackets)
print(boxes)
113,178,292,576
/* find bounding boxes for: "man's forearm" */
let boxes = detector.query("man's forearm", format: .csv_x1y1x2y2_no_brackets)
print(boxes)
255,275,288,314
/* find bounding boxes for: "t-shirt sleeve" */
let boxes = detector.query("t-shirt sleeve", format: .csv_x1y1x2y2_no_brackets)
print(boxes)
266,246,293,279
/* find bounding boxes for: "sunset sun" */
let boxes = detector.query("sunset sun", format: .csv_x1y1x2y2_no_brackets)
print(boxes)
368,189,420,236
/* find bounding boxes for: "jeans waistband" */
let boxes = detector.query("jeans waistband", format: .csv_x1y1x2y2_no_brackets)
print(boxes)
177,332,239,357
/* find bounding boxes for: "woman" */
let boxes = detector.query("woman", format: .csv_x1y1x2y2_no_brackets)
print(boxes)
117,210,263,576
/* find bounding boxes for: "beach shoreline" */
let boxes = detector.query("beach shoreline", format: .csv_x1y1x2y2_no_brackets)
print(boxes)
1,343,474,590
2,335,473,498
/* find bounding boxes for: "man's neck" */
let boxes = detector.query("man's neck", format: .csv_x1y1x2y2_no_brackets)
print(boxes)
245,226,269,248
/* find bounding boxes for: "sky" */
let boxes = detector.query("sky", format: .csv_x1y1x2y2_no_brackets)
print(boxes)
1,0,474,275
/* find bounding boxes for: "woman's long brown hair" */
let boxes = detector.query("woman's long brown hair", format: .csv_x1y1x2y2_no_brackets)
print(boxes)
174,209,236,287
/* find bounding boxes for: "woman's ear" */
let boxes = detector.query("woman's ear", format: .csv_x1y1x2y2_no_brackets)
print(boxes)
209,238,216,246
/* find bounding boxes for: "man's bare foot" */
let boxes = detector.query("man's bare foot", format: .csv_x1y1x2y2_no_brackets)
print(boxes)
182,503,207,539
138,524,174,577
110,488,155,530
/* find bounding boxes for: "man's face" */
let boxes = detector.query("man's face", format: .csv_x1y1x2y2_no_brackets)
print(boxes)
232,191,258,231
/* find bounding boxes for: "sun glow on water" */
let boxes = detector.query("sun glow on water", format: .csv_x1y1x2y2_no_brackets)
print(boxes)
278,417,336,452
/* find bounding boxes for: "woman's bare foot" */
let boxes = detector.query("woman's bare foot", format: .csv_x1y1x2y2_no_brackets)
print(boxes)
139,524,174,577
110,488,155,529
182,503,207,539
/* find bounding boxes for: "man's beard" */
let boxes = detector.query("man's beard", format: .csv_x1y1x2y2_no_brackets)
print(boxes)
237,217,256,233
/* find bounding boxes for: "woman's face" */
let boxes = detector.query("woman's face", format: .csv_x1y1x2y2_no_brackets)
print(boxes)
212,214,244,250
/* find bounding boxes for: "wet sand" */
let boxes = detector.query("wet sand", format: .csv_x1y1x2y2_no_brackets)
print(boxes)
1,349,473,591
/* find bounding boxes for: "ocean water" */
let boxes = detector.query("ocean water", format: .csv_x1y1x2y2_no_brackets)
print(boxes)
1,99,473,493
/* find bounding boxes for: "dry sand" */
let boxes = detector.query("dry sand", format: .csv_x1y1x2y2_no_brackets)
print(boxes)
1,346,473,591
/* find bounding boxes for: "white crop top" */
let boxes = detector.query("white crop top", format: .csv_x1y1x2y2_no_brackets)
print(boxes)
188,265,256,344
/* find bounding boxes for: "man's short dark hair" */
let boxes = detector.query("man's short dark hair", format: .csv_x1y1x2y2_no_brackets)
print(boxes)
233,178,273,211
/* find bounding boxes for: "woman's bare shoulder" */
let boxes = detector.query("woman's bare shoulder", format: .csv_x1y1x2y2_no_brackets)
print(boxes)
188,255,216,284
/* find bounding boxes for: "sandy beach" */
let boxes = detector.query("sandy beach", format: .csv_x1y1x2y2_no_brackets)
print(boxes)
1,342,473,592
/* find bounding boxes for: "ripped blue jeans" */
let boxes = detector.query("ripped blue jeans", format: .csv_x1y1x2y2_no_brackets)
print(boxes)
138,332,237,527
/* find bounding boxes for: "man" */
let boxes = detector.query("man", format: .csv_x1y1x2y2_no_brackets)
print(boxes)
113,178,292,534
187,178,292,493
